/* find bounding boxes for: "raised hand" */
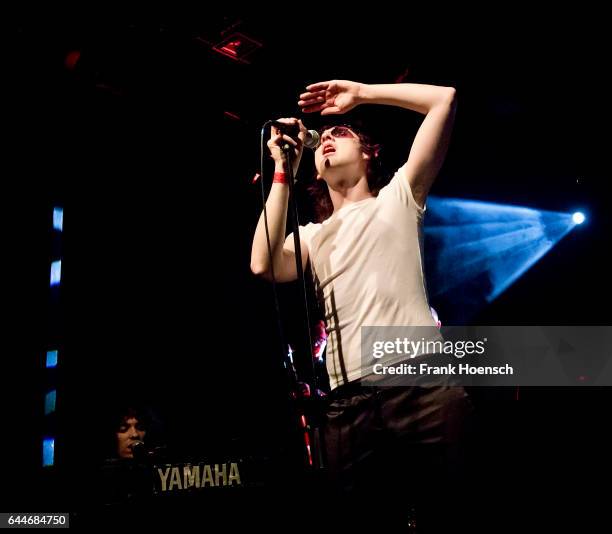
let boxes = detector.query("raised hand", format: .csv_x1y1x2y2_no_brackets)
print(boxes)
298,80,365,115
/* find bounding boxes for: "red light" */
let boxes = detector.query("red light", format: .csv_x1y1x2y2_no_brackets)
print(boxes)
212,32,262,64
64,50,81,70
223,111,241,121
221,39,241,57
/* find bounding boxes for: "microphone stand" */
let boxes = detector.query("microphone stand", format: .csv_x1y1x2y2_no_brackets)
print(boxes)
281,143,326,472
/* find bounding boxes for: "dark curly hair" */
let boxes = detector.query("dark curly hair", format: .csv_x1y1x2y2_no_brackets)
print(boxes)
307,123,384,222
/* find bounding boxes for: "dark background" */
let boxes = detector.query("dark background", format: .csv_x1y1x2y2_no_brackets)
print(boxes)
6,9,611,529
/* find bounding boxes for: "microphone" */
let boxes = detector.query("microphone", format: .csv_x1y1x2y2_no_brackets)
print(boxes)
131,440,167,461
131,440,147,460
270,121,320,149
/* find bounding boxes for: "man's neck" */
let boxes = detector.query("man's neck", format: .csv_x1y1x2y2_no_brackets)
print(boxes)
328,176,373,212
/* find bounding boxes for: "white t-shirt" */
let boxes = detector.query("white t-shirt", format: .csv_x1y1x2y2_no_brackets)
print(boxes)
300,164,440,391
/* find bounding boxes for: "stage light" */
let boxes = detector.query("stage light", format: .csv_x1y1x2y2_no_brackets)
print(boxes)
45,390,56,415
42,438,55,467
64,50,81,71
211,32,263,64
424,197,584,319
53,207,63,231
50,260,62,286
572,212,585,225
46,350,58,368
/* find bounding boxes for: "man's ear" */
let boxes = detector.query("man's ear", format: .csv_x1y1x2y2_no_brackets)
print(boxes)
316,173,324,180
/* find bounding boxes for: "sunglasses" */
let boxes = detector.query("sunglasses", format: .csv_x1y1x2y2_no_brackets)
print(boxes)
316,125,359,141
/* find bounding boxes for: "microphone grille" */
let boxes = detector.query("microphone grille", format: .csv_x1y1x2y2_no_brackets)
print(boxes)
304,130,321,150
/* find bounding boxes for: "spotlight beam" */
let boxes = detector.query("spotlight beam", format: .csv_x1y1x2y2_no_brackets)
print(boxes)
425,196,583,316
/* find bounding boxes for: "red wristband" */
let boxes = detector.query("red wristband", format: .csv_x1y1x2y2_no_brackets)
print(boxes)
273,171,288,184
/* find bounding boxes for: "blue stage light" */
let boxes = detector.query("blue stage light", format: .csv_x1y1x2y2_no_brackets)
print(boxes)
53,207,63,231
424,197,583,318
45,390,56,415
50,260,62,286
46,350,58,368
42,438,55,467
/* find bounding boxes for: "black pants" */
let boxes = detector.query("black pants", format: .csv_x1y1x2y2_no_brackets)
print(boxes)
321,381,474,532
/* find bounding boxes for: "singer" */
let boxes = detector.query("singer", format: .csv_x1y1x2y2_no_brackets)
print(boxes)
115,408,148,460
251,80,473,530
102,402,164,461
96,403,165,508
